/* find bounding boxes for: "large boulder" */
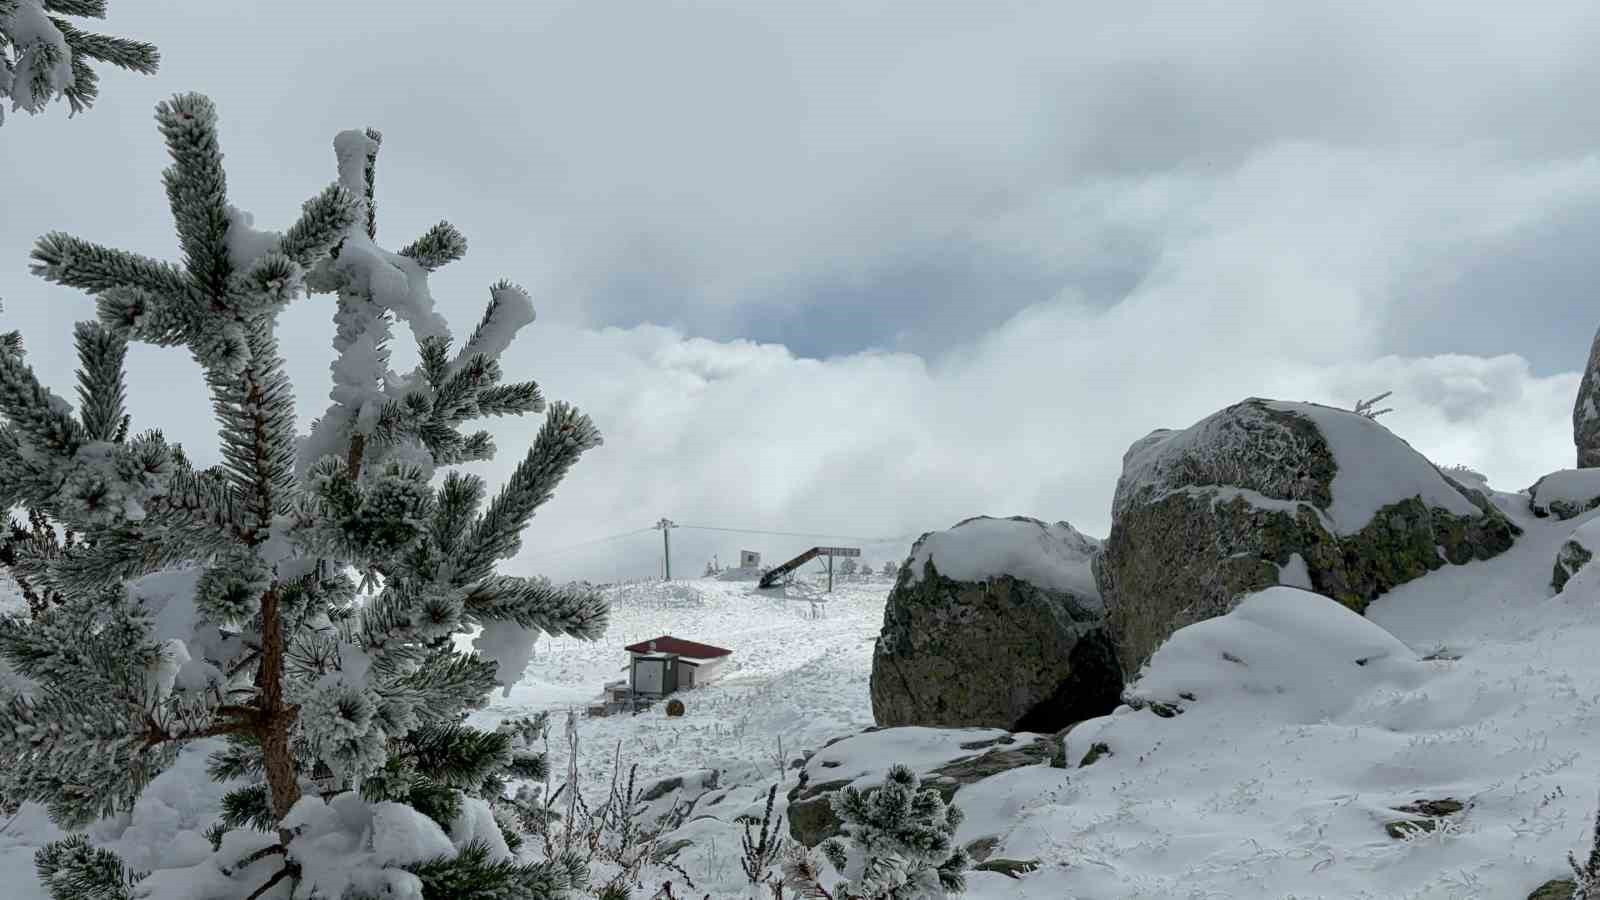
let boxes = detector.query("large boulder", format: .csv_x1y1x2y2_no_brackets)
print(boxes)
1575,325,1600,468
869,516,1123,734
1096,398,1520,676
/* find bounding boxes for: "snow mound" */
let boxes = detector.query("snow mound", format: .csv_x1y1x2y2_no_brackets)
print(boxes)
906,516,1100,599
1126,586,1427,721
714,566,763,582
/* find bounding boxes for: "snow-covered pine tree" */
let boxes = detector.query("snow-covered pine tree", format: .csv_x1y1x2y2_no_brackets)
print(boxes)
0,92,607,898
0,0,159,125
785,764,969,900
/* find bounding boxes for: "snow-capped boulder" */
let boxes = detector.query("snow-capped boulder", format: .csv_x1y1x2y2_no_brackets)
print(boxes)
1553,518,1600,593
1527,468,1600,520
869,516,1123,735
1096,398,1520,675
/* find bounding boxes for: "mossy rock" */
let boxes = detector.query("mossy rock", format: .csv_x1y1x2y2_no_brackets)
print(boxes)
871,517,1124,734
1555,536,1595,593
1383,797,1465,839
1527,878,1577,900
1079,742,1111,767
1098,398,1520,675
784,778,853,847
972,858,1041,879
964,836,1000,863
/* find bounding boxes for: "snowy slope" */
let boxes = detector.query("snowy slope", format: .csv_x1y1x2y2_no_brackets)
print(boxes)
465,574,889,805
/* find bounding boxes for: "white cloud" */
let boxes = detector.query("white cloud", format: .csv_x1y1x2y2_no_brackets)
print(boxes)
478,312,1578,585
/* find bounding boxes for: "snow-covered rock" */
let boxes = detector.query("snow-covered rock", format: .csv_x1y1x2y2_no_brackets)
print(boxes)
1553,517,1600,593
1528,467,1600,520
871,516,1122,734
784,726,1061,849
1096,397,1520,674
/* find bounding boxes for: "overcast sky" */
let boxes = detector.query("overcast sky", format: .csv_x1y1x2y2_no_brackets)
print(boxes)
4,0,1599,582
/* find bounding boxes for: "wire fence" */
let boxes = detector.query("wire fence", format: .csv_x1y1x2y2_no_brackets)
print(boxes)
525,519,921,582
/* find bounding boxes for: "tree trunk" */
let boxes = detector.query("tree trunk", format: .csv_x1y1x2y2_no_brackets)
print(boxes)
256,586,301,821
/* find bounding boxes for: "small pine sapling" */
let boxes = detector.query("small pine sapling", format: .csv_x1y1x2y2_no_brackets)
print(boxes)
0,93,607,899
739,784,788,897
783,765,968,900
0,0,160,125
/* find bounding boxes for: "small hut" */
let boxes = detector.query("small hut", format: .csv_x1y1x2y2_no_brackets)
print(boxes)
624,635,733,698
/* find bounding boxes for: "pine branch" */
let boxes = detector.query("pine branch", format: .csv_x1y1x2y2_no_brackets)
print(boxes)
394,650,500,723
0,345,84,457
397,221,467,272
93,286,192,346
220,783,275,832
431,472,484,558
404,723,513,789
42,1,109,16
403,839,587,898
474,381,545,418
278,183,360,270
72,320,126,441
34,834,148,900
50,17,158,72
462,575,609,639
362,127,381,240
59,50,95,115
454,402,601,585
455,280,535,367
208,320,298,530
418,335,451,389
155,93,232,298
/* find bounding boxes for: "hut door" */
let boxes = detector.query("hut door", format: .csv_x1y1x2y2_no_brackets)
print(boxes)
635,660,664,694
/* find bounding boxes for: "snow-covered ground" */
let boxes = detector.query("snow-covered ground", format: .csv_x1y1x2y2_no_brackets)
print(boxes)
493,489,1600,899
8,490,1600,898
463,574,889,804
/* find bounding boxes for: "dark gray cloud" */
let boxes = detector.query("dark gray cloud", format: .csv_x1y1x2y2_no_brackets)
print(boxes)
7,0,1600,364
1388,200,1600,374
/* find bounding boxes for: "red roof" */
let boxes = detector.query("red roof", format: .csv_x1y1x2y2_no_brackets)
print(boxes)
624,635,733,659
